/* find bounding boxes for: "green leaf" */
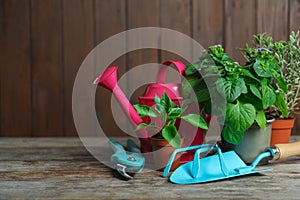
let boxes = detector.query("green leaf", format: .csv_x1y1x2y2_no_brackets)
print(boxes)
253,59,273,77
222,125,244,145
226,102,256,133
204,100,212,115
249,84,262,99
155,104,164,113
182,76,208,100
184,63,199,76
195,87,211,102
157,104,167,126
181,114,208,130
255,110,266,130
153,102,167,126
135,122,148,131
182,76,198,98
136,122,160,133
145,124,160,132
216,78,246,102
133,104,157,118
273,72,287,93
167,118,176,126
168,107,182,118
160,92,175,113
241,81,248,94
275,92,289,118
240,69,259,82
162,125,181,148
240,93,263,111
261,79,276,109
154,94,160,105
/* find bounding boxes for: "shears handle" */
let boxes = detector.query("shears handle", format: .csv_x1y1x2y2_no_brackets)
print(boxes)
109,138,125,153
127,139,141,154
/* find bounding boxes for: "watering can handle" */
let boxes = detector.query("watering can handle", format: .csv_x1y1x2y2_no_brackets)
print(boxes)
156,60,186,84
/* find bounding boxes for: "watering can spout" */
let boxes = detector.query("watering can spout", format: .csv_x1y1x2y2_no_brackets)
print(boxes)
93,66,118,91
94,66,152,153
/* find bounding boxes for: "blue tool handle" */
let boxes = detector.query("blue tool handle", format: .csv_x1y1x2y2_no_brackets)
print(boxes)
191,145,229,178
127,139,141,154
163,144,212,177
109,138,125,153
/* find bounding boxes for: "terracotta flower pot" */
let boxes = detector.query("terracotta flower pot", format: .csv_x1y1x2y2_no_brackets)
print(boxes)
150,137,181,171
270,118,295,146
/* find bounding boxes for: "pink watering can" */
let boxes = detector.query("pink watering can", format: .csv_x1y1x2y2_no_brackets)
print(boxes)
94,60,186,153
94,60,209,161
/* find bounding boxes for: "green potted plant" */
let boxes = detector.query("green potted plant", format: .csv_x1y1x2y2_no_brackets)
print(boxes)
134,92,208,170
183,44,287,163
252,31,300,145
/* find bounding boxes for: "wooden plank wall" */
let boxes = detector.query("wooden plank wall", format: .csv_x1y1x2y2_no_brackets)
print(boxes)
0,0,299,137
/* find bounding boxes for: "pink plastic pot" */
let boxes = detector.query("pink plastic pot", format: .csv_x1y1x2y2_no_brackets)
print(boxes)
94,60,208,159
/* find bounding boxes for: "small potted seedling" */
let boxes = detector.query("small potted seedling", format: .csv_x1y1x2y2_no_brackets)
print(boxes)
134,92,208,170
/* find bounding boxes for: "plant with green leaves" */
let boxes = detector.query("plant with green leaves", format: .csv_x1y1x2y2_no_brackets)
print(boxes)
133,92,208,148
183,44,287,145
252,31,300,118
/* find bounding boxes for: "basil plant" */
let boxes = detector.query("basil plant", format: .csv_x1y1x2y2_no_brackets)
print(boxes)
183,45,288,145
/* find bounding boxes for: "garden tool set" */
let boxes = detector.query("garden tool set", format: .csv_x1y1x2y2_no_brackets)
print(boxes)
95,61,300,184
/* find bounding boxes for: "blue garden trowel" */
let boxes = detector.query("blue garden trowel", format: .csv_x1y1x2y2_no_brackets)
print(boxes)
163,141,300,184
109,138,145,179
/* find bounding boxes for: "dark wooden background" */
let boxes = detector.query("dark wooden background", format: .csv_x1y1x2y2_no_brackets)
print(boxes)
1,0,300,137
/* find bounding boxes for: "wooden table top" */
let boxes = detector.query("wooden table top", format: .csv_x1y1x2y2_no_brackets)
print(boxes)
0,137,299,199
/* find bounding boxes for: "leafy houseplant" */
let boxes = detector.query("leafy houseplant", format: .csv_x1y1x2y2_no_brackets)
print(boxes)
134,92,208,149
184,44,287,145
251,31,300,145
252,31,300,118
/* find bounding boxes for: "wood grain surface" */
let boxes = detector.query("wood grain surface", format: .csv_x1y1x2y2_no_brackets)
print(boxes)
160,0,191,64
94,0,128,137
62,0,94,136
224,0,256,64
290,0,300,32
0,137,299,199
0,0,32,136
126,0,159,105
257,0,289,41
31,0,64,137
192,0,224,49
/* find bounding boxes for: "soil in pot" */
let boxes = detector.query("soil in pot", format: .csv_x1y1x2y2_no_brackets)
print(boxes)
150,136,182,171
270,118,295,146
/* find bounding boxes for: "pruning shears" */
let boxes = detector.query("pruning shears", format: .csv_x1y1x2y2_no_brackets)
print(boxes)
109,138,145,179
